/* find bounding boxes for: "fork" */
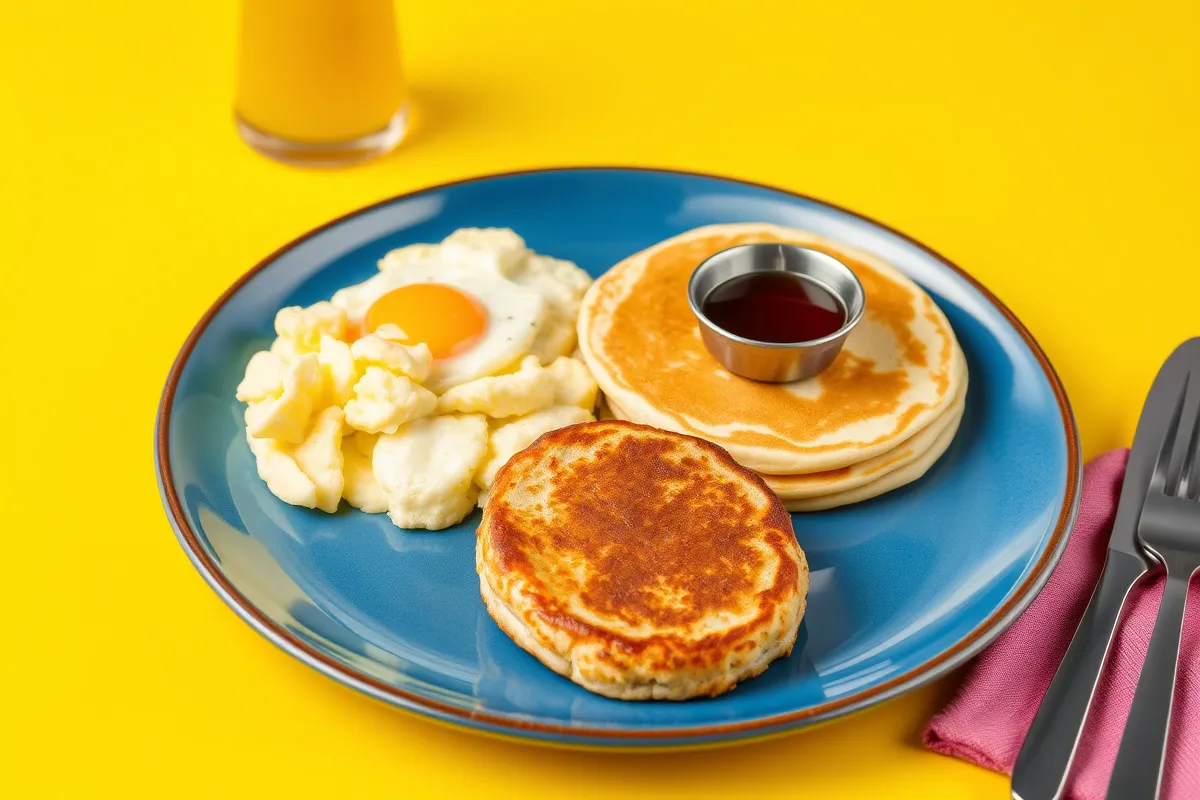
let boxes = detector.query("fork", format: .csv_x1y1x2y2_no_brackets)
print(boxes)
1107,374,1200,800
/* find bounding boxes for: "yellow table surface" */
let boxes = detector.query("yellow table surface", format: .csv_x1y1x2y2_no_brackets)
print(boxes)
4,1,1198,797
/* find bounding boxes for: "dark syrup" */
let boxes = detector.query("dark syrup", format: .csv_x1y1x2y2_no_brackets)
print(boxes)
701,272,845,343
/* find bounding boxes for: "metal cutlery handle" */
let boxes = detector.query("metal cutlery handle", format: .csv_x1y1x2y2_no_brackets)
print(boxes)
1106,573,1190,800
1012,553,1145,800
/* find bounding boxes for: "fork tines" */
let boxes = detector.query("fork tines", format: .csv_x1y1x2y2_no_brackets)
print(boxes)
1178,375,1200,501
1155,373,1200,500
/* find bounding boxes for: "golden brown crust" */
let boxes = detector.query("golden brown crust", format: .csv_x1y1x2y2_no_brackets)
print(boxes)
478,420,808,699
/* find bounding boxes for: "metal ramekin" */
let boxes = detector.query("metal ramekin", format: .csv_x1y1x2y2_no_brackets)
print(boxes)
687,243,866,383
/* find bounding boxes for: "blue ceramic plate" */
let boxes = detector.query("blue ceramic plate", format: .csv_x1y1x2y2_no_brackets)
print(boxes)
157,168,1079,748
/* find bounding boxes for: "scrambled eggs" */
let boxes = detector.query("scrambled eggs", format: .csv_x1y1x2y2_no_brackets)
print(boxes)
236,228,598,530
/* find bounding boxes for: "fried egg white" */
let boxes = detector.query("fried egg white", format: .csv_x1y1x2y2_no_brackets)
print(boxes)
332,261,547,394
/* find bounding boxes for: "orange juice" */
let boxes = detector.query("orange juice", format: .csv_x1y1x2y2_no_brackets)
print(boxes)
235,0,407,145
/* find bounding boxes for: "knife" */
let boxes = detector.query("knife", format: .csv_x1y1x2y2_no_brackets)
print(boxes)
1011,338,1200,800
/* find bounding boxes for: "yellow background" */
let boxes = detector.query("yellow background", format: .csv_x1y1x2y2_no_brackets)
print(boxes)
3,1,1197,797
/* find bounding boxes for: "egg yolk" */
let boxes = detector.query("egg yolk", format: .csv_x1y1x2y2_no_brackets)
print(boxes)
363,284,488,359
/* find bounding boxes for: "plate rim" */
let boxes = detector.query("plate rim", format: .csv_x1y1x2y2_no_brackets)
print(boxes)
155,165,1081,745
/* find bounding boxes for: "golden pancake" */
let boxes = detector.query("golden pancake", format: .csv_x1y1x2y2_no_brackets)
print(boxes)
784,398,964,511
605,378,965,500
477,420,808,700
577,223,965,474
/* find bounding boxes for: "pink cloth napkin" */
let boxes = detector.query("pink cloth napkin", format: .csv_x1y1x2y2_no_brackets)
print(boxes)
925,449,1200,800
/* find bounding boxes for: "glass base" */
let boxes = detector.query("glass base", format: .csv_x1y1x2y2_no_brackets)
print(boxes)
235,104,409,167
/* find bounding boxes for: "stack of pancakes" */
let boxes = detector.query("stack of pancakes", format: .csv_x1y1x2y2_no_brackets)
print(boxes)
578,223,967,511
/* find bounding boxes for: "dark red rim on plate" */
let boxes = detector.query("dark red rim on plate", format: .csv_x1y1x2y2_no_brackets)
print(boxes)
156,166,1081,742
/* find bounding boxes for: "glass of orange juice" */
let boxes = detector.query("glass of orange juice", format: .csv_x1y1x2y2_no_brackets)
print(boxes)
235,0,409,166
